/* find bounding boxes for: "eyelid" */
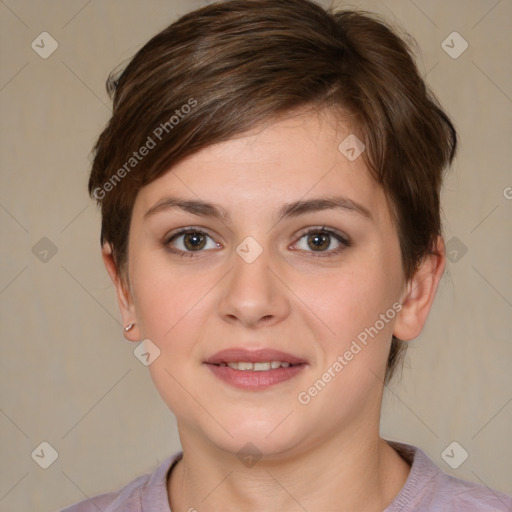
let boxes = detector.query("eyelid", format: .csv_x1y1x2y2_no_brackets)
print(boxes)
294,225,350,245
163,226,216,244
163,225,351,257
290,226,351,257
163,226,220,257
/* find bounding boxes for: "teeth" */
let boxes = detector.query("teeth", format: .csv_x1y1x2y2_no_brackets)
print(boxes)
253,362,271,371
225,361,294,371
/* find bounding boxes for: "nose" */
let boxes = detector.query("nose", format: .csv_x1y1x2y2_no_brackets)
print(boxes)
217,242,291,329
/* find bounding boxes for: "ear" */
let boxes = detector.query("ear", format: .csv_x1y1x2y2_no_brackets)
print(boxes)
101,243,141,342
393,236,446,341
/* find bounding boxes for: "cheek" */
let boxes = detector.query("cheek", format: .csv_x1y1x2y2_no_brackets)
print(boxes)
129,259,209,412
305,260,400,347
131,245,401,350
129,253,205,345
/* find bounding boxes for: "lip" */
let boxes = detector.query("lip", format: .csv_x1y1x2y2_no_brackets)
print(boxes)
204,348,308,391
204,348,307,365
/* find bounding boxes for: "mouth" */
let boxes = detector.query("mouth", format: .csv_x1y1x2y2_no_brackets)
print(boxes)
215,360,301,371
204,348,307,390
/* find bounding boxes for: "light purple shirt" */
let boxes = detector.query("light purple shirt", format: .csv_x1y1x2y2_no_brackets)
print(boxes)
60,441,512,511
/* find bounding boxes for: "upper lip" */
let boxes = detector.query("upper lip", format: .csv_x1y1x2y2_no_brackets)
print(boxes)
204,348,307,365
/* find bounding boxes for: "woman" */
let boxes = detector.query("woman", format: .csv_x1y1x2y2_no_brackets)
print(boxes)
63,0,512,510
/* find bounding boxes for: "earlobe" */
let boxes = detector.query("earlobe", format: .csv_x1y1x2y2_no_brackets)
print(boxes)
393,236,446,341
101,243,141,342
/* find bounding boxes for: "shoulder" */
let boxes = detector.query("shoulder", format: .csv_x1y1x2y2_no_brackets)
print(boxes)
386,441,512,512
435,473,512,511
59,472,148,512
59,452,182,512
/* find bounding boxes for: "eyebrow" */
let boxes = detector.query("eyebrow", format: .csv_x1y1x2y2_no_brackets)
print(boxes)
144,195,373,223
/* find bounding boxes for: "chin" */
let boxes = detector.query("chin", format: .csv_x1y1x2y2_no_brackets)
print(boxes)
202,414,305,459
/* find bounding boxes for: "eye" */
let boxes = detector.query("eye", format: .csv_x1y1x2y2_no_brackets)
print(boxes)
163,226,350,258
164,228,220,257
293,227,350,257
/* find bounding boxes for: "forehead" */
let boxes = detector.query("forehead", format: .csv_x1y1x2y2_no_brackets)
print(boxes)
132,109,390,226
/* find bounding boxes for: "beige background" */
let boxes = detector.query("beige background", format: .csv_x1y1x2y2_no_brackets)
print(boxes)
1,0,511,510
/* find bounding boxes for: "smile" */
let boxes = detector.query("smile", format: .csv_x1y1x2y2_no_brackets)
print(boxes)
206,363,306,390
217,361,297,371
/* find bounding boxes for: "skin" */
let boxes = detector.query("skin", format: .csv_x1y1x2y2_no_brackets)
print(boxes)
103,108,445,511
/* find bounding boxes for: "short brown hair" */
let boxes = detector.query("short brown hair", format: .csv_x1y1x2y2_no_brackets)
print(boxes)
89,0,457,383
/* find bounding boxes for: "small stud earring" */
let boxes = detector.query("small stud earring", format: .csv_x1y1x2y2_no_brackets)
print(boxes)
124,323,135,331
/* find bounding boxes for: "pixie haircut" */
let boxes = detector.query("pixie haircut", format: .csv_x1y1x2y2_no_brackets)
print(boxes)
89,0,457,383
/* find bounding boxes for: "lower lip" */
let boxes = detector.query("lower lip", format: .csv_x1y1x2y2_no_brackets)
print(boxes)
205,363,306,390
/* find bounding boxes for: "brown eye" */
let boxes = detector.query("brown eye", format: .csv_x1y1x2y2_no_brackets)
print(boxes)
165,228,220,257
183,231,207,251
294,227,350,257
307,232,331,251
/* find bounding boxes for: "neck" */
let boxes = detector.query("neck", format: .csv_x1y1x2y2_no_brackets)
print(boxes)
168,427,410,512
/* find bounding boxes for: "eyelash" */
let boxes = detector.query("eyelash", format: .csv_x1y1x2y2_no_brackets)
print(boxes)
163,226,351,259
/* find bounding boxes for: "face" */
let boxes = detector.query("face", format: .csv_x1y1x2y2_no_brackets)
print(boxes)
114,110,414,458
